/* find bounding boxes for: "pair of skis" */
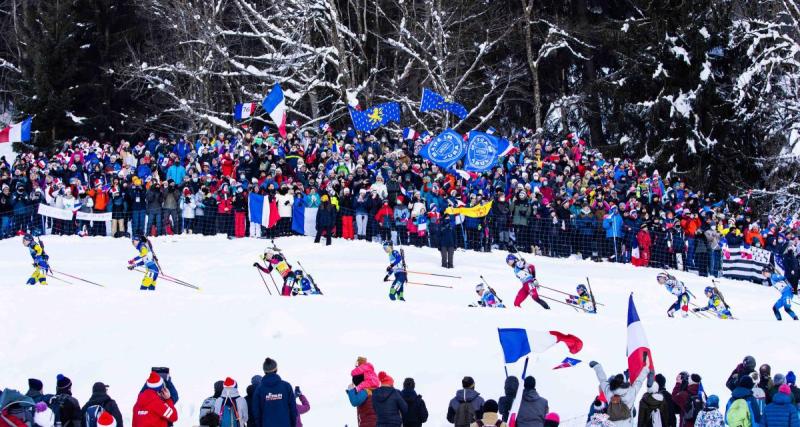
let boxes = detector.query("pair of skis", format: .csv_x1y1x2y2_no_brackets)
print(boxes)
255,241,323,296
538,277,601,313
36,238,105,288
132,241,200,290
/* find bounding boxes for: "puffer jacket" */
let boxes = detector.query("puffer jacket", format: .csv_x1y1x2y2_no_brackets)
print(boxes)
371,386,407,427
515,389,548,427
763,392,799,427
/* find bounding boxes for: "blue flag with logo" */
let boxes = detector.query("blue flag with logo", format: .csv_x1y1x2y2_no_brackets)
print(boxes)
419,129,466,169
464,131,500,172
349,102,401,132
498,328,531,364
419,88,469,120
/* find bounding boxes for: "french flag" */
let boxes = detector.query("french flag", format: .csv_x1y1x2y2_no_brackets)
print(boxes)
262,84,287,138
495,137,519,157
319,121,332,133
0,117,32,144
248,193,279,227
403,127,419,140
233,102,256,121
627,294,654,381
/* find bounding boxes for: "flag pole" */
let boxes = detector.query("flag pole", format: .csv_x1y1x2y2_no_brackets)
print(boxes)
521,356,530,379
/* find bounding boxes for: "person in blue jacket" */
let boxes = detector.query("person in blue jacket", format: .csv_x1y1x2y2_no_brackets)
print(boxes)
602,206,623,262
726,375,762,427
253,358,297,427
371,371,407,427
763,266,799,321
763,385,799,427
383,241,407,301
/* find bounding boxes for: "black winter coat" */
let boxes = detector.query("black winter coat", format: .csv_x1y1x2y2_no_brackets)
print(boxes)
400,389,428,427
439,219,456,248
371,386,407,427
316,202,336,228
81,391,124,427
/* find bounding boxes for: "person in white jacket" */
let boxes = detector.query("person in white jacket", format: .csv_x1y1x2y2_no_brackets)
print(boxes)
214,377,248,427
590,355,650,427
276,185,294,235
179,188,196,234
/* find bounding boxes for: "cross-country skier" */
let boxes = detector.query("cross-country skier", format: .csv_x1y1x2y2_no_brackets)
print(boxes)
253,249,294,296
127,235,160,290
656,272,690,318
506,253,550,309
291,270,320,296
22,233,49,286
762,266,799,321
566,284,595,313
472,283,505,308
693,286,733,319
383,241,406,301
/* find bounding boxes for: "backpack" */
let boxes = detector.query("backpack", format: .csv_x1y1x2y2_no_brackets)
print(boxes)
607,394,631,422
218,398,241,427
725,399,752,427
83,405,106,427
402,395,428,424
49,395,69,427
199,396,216,422
453,400,475,427
683,393,705,423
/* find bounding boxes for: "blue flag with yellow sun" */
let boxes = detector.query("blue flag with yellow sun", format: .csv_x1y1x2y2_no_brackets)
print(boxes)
349,102,401,132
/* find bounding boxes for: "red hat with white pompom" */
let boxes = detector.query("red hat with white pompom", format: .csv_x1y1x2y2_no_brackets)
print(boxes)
146,371,164,390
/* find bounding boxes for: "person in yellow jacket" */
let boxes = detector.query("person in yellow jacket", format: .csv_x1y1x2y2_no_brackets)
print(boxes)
23,233,49,285
127,235,160,290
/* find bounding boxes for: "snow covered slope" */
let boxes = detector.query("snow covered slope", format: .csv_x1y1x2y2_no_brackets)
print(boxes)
1,235,797,427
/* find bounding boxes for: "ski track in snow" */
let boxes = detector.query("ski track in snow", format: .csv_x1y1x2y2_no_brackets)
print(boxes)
1,235,798,427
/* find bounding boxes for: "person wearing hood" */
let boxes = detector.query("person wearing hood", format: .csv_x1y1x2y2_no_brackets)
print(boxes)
252,358,297,427
516,376,548,427
638,372,672,427
471,399,508,427
725,375,762,427
81,382,124,427
591,358,651,427
694,395,724,427
50,374,82,427
399,378,428,427
447,376,485,426
25,378,47,404
763,385,799,427
214,378,248,427
726,356,757,392
370,372,407,427
1,388,35,427
200,381,224,423
245,376,262,427
498,376,520,422
672,373,702,427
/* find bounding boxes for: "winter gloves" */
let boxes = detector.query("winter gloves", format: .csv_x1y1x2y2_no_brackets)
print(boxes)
589,361,598,368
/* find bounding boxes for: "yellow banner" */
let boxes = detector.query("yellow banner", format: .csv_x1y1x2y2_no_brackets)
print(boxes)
445,200,493,218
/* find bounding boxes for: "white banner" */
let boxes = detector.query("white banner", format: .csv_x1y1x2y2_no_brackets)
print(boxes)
37,204,112,222
37,204,75,221
76,211,112,222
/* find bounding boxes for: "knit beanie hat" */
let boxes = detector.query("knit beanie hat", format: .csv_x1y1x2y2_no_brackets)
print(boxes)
146,372,164,390
223,377,237,389
545,413,561,425
593,399,606,412
706,395,720,409
774,373,786,386
744,356,756,371
263,358,278,374
56,374,72,392
524,376,537,390
97,411,116,427
483,399,499,413
402,378,415,390
690,374,702,385
28,378,43,392
787,371,796,385
739,375,755,389
779,384,791,395
462,376,475,389
378,372,394,387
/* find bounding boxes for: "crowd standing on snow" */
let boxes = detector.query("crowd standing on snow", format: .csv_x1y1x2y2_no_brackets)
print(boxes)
4,128,800,287
3,355,798,427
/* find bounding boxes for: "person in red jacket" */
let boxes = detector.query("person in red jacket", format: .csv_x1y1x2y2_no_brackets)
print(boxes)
133,372,178,427
632,223,652,267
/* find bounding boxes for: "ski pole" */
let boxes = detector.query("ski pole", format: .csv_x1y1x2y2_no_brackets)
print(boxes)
406,270,462,279
407,281,453,289
296,261,323,295
132,268,200,290
539,295,590,312
265,270,281,295
480,275,504,304
49,269,105,288
586,276,599,313
255,269,273,295
46,273,73,285
538,284,605,306
160,273,196,288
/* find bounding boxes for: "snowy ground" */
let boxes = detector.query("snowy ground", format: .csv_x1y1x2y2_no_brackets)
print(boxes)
1,235,798,427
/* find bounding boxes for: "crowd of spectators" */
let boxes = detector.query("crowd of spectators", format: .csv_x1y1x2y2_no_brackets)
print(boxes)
2,127,799,285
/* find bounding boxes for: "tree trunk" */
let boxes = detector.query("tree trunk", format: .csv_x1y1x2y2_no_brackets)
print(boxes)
574,0,605,145
521,0,542,129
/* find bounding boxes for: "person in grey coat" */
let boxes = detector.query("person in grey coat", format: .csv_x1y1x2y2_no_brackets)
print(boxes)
447,376,485,425
516,376,549,427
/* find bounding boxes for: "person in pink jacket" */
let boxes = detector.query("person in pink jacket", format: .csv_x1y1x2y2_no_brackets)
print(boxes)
353,357,380,392
294,386,310,427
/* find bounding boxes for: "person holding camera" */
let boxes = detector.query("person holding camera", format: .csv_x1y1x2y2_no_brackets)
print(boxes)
132,371,178,427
